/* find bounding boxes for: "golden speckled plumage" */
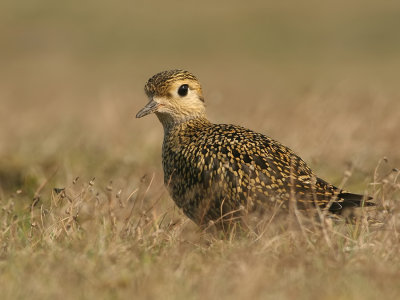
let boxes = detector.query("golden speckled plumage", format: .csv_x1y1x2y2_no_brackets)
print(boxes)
137,70,372,226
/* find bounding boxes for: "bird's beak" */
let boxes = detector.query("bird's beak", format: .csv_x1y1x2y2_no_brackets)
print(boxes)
136,99,159,118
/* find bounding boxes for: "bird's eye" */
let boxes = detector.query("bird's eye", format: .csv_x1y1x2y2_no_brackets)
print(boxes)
177,84,189,97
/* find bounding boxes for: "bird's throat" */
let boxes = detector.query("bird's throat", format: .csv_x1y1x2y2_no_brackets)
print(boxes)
156,112,210,136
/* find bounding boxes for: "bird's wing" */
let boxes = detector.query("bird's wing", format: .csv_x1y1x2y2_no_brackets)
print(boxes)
197,124,345,208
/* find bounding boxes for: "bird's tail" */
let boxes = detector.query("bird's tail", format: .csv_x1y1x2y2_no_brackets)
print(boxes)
337,192,374,209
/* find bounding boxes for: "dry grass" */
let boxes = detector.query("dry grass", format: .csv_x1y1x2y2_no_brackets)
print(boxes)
1,1,400,299
0,164,399,300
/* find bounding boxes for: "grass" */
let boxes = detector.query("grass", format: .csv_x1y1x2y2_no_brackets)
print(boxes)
0,164,399,299
1,0,400,299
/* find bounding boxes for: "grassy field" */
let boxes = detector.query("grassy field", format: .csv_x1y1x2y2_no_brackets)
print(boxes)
1,1,400,299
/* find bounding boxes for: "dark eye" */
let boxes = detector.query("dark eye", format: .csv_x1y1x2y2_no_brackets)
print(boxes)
177,84,189,97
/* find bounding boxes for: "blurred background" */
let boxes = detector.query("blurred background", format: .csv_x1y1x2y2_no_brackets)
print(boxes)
1,0,400,197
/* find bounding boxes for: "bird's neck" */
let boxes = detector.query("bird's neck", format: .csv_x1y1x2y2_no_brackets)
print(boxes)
156,113,210,136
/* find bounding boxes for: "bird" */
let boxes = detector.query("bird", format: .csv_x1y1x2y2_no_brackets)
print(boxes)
136,69,373,227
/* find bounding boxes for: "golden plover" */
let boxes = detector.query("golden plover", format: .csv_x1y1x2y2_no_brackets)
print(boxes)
136,70,372,226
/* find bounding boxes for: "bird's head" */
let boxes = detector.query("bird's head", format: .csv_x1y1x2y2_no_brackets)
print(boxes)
136,70,206,127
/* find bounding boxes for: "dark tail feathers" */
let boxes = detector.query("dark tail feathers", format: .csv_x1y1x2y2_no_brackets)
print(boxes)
329,192,374,212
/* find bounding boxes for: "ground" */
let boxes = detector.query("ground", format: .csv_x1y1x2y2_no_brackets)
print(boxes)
1,1,400,299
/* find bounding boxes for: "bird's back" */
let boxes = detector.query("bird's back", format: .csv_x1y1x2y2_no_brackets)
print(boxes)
162,118,362,225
